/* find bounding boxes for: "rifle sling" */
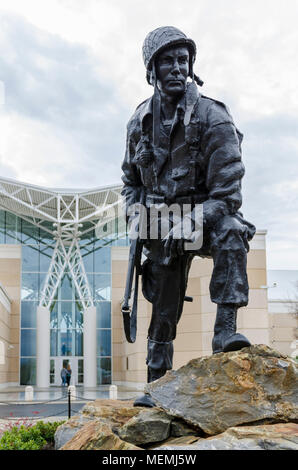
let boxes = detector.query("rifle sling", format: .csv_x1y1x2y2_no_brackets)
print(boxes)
122,268,139,343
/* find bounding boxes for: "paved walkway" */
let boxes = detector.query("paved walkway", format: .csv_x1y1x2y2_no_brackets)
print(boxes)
0,402,85,419
0,384,143,437
0,385,142,403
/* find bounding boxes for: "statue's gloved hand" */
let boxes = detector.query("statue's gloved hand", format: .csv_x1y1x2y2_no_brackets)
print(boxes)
163,229,186,259
133,136,153,168
133,149,153,168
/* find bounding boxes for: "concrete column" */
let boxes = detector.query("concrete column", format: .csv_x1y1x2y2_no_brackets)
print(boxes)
68,385,76,400
84,306,97,387
36,306,50,388
109,385,118,400
25,386,34,401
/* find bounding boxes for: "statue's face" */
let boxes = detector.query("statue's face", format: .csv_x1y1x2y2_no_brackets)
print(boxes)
156,45,189,96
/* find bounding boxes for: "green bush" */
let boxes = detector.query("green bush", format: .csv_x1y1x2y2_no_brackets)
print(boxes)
34,420,64,443
0,420,65,450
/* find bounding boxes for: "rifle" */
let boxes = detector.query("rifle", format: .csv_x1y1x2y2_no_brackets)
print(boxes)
121,194,145,343
121,191,194,343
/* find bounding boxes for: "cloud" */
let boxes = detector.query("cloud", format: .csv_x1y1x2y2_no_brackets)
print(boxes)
241,114,298,214
0,0,298,269
0,12,130,187
3,0,298,112
240,114,298,269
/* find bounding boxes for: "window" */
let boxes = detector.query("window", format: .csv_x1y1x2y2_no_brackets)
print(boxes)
20,358,36,385
22,245,39,272
21,273,39,301
21,330,36,356
94,246,111,273
96,329,111,357
97,357,111,385
21,301,37,328
12,210,124,386
94,274,111,301
96,302,111,329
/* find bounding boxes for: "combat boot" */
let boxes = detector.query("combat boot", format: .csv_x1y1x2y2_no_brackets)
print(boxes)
212,304,251,354
133,367,166,407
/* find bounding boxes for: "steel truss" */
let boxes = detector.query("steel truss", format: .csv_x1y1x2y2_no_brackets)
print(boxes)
39,223,95,310
0,177,123,309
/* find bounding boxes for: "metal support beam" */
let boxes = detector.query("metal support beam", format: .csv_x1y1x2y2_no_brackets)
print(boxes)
39,223,94,310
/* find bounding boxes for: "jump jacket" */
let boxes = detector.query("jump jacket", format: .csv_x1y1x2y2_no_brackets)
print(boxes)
121,84,255,237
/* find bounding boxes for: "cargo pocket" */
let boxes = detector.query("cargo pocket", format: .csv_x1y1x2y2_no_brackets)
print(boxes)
141,258,155,303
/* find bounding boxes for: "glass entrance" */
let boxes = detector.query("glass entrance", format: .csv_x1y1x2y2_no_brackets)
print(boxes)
50,357,84,386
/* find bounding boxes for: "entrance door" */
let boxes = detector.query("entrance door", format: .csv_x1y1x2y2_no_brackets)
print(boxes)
50,357,84,386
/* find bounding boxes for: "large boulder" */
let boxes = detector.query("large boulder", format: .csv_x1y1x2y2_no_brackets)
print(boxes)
145,345,298,435
152,423,298,450
55,399,200,450
61,420,141,450
55,415,92,450
55,399,141,450
117,408,173,445
81,399,140,428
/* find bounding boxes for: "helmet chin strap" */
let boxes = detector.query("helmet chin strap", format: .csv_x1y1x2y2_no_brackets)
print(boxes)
194,74,204,86
189,54,204,87
152,62,161,149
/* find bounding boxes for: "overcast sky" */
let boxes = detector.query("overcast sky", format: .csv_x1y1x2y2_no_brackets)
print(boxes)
0,0,298,271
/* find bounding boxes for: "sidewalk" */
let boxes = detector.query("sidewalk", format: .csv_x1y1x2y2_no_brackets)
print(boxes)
0,385,144,432
0,385,143,403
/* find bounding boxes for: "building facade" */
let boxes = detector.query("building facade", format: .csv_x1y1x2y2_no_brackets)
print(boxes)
0,177,127,387
267,270,298,357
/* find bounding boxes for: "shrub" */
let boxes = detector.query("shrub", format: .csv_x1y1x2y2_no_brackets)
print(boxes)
0,420,65,450
35,420,64,443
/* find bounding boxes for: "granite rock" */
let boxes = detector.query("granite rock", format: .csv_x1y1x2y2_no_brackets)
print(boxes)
146,345,298,435
118,408,173,445
151,435,200,448
55,399,141,450
55,415,92,450
153,423,298,450
61,420,141,450
81,399,140,428
171,418,200,437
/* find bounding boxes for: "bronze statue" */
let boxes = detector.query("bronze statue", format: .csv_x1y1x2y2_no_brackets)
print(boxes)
121,26,256,407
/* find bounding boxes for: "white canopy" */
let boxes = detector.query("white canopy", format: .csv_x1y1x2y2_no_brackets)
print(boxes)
0,176,122,225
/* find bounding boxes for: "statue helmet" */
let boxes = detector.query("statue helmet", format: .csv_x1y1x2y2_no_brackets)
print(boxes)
142,26,197,85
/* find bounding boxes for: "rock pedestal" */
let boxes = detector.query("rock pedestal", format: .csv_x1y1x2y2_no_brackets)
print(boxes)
153,423,298,450
146,344,298,435
55,345,298,450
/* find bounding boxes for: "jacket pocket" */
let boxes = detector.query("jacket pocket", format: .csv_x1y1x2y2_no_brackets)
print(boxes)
185,118,201,147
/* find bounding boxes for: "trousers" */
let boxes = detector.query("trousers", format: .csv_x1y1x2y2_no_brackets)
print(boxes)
142,214,251,371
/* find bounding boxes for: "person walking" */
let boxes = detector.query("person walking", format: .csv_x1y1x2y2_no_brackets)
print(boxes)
60,366,67,387
66,363,72,386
